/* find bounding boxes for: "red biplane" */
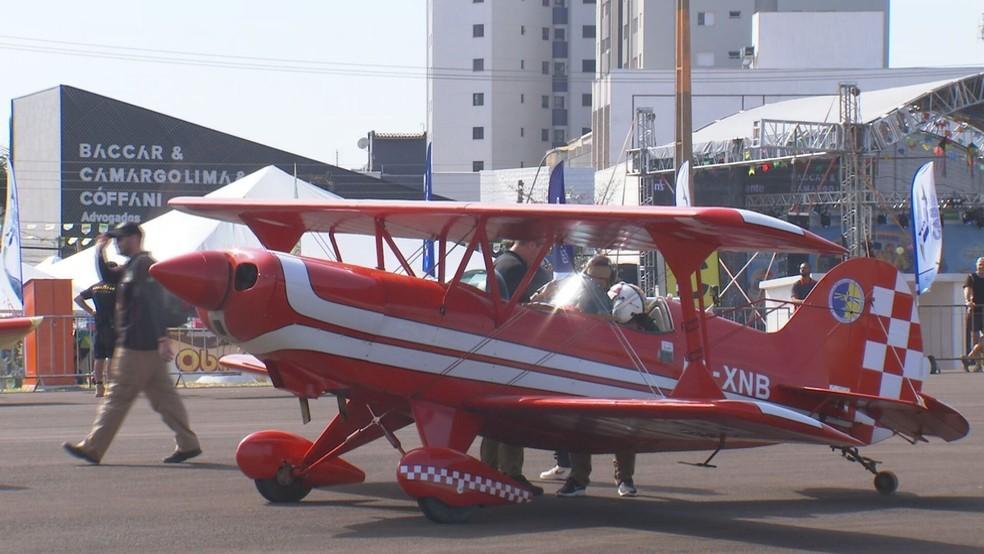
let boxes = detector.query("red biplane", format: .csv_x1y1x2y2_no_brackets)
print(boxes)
150,200,968,523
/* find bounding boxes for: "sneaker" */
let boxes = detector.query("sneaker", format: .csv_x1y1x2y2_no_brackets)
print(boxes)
617,479,638,497
962,356,973,372
509,474,544,497
556,477,587,497
539,465,571,481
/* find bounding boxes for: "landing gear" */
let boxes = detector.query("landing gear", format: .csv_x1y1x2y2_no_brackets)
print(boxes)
834,447,899,495
417,497,476,524
254,463,312,503
873,471,899,496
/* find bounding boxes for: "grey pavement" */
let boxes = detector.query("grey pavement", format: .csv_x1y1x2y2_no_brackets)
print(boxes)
1,375,983,553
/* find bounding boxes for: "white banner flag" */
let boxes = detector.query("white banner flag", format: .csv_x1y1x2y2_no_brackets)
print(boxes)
675,160,691,207
911,161,941,295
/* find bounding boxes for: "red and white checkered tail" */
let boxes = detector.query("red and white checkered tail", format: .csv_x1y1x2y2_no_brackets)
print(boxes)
787,258,928,445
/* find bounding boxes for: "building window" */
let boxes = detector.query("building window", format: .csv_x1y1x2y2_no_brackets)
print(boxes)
728,50,740,60
521,25,526,35
729,10,740,18
520,127,525,137
542,0,548,5
473,24,484,37
472,161,484,172
582,59,595,72
554,28,566,40
520,93,525,103
473,92,484,106
473,0,483,2
553,95,565,108
542,61,550,74
553,61,566,75
542,27,550,40
520,59,525,69
472,126,484,140
582,93,591,107
584,0,595,3
472,58,484,71
541,95,549,108
541,129,549,142
697,12,714,26
582,25,596,38
552,129,566,145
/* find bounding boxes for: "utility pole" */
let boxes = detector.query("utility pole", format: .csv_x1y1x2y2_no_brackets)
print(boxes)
674,0,694,203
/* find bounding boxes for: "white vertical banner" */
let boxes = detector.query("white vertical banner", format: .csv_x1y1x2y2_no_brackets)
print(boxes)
0,160,23,311
910,161,941,295
675,160,691,207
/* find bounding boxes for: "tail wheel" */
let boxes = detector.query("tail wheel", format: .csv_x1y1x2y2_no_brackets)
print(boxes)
254,478,312,503
873,471,898,496
417,497,476,524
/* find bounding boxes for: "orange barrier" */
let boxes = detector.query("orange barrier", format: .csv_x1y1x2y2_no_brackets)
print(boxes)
23,280,75,386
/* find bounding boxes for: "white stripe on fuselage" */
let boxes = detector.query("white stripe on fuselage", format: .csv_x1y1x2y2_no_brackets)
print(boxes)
238,324,644,398
272,253,676,394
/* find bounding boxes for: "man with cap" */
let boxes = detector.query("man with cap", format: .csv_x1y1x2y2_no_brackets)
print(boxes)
63,222,201,465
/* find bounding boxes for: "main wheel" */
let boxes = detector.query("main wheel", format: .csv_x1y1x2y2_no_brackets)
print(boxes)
873,471,898,495
417,497,476,524
254,478,312,503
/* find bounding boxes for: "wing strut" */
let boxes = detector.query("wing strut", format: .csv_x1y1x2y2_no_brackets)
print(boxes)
656,232,724,400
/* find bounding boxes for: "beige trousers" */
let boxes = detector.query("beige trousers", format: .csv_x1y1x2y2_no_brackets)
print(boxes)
479,437,524,477
81,348,199,460
570,451,636,486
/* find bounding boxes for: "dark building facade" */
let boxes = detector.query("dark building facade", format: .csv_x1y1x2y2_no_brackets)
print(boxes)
11,85,432,260
367,131,427,188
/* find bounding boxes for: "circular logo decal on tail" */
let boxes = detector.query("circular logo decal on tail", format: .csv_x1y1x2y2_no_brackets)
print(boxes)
829,279,865,323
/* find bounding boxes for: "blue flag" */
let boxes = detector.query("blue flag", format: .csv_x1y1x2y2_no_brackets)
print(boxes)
910,161,941,295
1,159,23,310
547,161,574,273
422,142,435,277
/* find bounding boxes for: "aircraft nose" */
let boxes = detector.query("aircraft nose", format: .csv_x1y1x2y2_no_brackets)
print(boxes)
150,251,231,310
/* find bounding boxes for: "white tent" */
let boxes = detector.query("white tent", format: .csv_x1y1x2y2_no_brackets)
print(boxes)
45,166,480,295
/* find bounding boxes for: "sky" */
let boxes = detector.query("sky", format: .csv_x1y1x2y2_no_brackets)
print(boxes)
1,0,982,170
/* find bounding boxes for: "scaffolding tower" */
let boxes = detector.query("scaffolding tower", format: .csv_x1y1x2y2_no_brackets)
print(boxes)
838,83,875,258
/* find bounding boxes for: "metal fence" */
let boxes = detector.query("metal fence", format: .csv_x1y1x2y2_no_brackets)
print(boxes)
0,314,247,391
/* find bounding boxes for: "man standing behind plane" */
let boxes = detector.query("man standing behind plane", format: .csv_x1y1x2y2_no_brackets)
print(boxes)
480,239,552,496
63,222,201,465
791,262,817,304
74,263,118,398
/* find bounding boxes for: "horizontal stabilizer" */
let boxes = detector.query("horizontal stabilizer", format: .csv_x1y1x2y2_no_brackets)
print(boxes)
780,386,969,442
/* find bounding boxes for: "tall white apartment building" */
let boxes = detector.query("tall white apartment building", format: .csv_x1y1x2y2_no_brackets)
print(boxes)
427,0,597,173
428,0,891,179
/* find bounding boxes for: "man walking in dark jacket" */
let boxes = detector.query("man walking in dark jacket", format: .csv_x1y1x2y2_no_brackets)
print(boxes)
64,222,201,464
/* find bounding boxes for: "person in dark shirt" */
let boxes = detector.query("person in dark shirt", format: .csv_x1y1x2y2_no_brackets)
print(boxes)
74,263,118,398
791,263,817,305
962,257,984,372
64,222,201,465
480,239,552,497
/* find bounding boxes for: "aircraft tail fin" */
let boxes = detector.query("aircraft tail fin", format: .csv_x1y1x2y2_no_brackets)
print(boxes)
778,257,940,444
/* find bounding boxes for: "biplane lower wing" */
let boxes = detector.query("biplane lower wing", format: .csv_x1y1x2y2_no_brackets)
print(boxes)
466,395,863,452
218,353,268,375
780,386,969,443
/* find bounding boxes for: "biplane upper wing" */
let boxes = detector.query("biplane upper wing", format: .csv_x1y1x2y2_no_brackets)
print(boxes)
166,198,845,255
466,395,862,450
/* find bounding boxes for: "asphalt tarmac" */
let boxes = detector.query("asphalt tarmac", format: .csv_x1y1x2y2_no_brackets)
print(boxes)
2,375,983,553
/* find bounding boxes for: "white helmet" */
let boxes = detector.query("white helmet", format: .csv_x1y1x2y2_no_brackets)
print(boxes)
608,282,646,324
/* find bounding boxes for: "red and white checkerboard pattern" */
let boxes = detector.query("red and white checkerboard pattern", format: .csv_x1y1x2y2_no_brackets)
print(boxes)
399,464,532,503
854,271,928,443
